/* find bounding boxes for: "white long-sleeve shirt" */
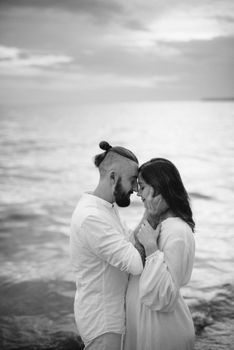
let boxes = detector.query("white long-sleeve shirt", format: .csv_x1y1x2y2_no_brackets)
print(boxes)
70,193,143,343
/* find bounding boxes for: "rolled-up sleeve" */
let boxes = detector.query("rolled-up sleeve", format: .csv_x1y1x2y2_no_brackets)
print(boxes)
81,215,143,275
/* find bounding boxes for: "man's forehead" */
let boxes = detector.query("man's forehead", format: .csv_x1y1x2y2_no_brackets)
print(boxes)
109,154,138,177
125,162,138,177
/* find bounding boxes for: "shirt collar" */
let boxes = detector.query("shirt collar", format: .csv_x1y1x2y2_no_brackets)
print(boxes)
82,192,114,209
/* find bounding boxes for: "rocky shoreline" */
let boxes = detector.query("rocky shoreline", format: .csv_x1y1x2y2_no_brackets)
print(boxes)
1,279,233,350
1,304,232,350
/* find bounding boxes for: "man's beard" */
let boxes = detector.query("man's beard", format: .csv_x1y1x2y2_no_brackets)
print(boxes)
114,177,132,207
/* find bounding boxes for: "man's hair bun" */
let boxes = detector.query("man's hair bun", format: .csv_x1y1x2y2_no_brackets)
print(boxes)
94,140,138,168
99,141,112,151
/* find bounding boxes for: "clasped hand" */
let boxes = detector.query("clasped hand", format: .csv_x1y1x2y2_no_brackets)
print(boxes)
135,189,168,255
136,220,160,256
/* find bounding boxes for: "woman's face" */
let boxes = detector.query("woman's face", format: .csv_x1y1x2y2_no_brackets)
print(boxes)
138,173,169,217
137,174,155,207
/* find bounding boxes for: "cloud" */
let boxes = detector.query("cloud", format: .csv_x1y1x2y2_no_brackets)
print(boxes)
0,0,233,102
124,18,147,31
0,45,73,75
48,72,178,91
124,1,234,42
146,2,234,42
0,45,20,59
150,17,221,42
0,43,178,92
216,16,234,23
0,0,124,24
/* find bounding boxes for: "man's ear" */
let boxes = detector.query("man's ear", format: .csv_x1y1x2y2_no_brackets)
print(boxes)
109,171,117,185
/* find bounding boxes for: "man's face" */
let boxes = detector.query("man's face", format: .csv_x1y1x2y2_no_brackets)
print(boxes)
114,162,138,207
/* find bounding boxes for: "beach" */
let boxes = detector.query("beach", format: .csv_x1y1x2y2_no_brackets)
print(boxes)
0,101,234,349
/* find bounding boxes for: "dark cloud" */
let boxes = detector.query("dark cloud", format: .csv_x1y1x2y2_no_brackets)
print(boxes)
74,44,178,78
124,19,147,31
0,0,148,30
216,15,234,23
163,37,234,62
0,0,233,101
0,0,124,20
72,36,234,100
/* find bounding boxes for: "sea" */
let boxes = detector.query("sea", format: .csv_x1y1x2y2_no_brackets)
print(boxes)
0,101,234,350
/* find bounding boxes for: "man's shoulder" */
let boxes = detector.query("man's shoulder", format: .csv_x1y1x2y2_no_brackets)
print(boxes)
72,199,100,227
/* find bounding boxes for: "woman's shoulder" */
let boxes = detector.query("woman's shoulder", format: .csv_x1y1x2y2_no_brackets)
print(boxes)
160,217,193,240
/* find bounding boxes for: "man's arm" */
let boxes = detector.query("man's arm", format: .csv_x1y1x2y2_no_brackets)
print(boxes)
81,215,144,275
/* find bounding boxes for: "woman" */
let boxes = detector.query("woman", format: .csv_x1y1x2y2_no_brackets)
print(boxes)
124,158,195,350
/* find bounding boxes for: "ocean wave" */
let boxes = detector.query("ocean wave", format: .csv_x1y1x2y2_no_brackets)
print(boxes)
191,283,234,349
0,205,49,227
189,192,214,201
0,210,40,224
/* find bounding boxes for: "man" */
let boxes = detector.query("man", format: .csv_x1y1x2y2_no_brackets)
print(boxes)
70,141,145,350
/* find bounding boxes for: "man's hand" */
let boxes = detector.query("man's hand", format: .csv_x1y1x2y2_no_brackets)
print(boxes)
145,190,168,219
134,236,146,266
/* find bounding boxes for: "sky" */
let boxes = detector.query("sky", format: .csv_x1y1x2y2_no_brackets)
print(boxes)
0,0,234,104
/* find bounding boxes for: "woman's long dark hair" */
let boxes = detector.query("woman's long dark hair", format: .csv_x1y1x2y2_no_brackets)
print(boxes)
139,158,195,232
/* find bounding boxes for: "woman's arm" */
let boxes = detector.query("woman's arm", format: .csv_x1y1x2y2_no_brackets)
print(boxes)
138,224,194,312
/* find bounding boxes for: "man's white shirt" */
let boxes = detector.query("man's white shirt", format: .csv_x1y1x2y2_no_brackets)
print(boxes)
70,193,143,343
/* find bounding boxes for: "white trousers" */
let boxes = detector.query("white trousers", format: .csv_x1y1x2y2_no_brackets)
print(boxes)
84,332,123,350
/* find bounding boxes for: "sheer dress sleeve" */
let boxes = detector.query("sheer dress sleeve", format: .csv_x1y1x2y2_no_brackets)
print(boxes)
139,220,194,312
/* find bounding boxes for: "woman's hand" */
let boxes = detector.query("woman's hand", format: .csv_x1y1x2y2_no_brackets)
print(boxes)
136,220,159,256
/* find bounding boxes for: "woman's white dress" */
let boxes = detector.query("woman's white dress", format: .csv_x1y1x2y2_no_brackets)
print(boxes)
124,217,195,350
